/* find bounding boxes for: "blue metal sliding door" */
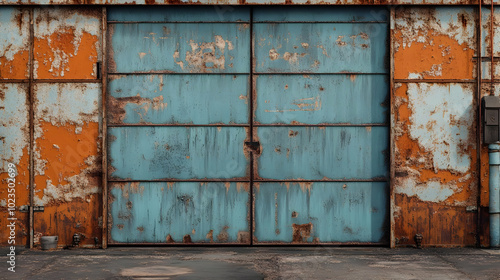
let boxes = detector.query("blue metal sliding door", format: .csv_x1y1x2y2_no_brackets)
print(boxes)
106,6,389,245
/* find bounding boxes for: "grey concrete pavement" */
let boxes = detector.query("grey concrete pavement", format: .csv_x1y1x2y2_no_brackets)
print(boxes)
1,247,499,279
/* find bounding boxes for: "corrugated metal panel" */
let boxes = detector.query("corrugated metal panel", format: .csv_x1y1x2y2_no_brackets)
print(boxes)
252,7,389,243
0,7,29,80
108,182,250,244
108,74,249,125
33,7,101,80
253,182,388,243
108,23,250,73
255,127,388,180
108,6,250,22
108,127,249,180
253,23,387,73
254,75,388,125
0,84,30,246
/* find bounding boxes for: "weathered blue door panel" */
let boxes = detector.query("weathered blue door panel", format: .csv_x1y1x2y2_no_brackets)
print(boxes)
254,23,388,73
109,23,250,73
253,7,388,22
253,182,388,243
108,74,249,125
254,75,388,125
256,127,388,180
108,6,250,23
108,127,249,180
109,182,250,244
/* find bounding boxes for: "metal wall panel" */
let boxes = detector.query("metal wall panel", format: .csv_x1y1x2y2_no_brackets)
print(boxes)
393,82,477,246
253,6,388,22
254,23,388,73
255,127,389,180
254,75,388,125
394,7,476,80
33,83,102,247
108,23,250,73
108,74,249,125
0,84,30,246
253,182,388,244
108,127,249,180
108,6,250,22
33,7,101,80
0,7,29,80
109,182,250,244
392,6,481,247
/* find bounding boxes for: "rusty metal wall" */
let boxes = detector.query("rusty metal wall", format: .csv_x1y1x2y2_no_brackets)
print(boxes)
1,4,499,248
31,7,102,247
0,0,498,5
391,6,497,247
0,7,30,247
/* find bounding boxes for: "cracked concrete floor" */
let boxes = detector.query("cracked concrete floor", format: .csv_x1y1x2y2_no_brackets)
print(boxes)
1,247,499,279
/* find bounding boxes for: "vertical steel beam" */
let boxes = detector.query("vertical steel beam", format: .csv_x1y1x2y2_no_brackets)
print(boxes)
389,6,396,249
249,7,254,246
28,7,34,249
101,6,108,249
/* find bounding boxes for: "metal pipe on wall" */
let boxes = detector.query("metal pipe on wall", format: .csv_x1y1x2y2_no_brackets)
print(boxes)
489,144,500,248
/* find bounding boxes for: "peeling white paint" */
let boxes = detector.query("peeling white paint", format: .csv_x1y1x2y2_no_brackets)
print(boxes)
0,8,29,62
407,83,473,173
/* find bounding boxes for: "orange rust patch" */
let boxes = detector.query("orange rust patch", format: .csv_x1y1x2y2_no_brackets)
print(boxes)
394,194,476,247
480,146,489,207
166,234,175,243
0,146,30,246
182,234,192,243
0,50,29,79
394,31,474,80
34,121,99,191
292,223,313,243
34,28,98,79
34,194,101,247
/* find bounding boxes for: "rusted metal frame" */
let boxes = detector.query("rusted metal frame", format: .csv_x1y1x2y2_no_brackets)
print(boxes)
109,72,388,75
108,123,389,127
0,80,29,83
394,79,476,83
107,123,250,127
476,1,483,248
102,7,108,249
253,21,388,23
108,178,387,182
108,72,248,75
253,179,389,182
108,179,251,182
107,21,250,24
28,7,34,249
255,72,388,75
33,79,102,83
0,79,101,83
389,5,395,249
254,123,389,127
108,242,387,246
249,6,255,246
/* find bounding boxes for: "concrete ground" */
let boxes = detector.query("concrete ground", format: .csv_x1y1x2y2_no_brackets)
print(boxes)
1,247,499,280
